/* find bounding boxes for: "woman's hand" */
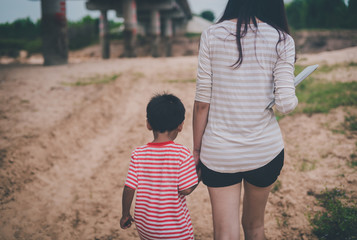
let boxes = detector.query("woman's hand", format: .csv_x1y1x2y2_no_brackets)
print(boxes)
193,149,201,166
193,149,202,182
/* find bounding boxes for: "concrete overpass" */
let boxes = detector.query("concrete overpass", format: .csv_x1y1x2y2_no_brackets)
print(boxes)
86,0,192,58
40,0,192,66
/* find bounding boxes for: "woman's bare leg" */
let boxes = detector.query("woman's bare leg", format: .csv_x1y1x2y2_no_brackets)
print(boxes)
207,183,242,240
242,181,273,240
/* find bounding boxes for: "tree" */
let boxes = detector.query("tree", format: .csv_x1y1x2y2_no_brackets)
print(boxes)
348,0,357,28
286,0,308,29
200,10,215,22
286,0,349,29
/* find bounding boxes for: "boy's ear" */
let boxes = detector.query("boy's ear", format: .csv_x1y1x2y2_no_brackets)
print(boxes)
177,121,184,132
146,120,152,130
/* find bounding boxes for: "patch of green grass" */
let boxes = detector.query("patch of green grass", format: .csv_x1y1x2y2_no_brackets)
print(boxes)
276,64,357,117
348,143,357,168
348,62,357,67
131,72,145,80
62,74,120,86
295,63,335,75
276,211,290,228
0,149,7,168
275,115,283,121
294,64,306,75
344,114,357,131
184,33,201,38
331,129,346,135
317,64,337,73
309,188,357,240
295,61,357,77
349,153,357,168
271,179,282,193
299,158,317,172
295,80,357,114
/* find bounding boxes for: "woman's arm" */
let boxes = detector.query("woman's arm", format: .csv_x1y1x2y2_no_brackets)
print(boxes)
193,29,212,166
274,35,298,114
192,101,210,166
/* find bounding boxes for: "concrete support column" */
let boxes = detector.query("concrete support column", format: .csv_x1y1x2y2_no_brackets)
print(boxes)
163,18,173,57
122,0,137,57
41,0,68,65
100,10,110,59
150,10,161,57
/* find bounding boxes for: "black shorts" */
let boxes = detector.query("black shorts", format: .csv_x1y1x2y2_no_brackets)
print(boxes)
200,149,284,188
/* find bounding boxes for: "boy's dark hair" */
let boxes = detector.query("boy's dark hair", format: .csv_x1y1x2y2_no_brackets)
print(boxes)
146,93,185,133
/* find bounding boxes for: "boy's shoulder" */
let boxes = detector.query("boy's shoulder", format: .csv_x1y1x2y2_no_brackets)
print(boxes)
170,143,193,160
132,142,192,156
164,141,191,152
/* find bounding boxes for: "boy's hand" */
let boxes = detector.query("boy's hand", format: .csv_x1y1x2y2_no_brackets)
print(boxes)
120,215,134,229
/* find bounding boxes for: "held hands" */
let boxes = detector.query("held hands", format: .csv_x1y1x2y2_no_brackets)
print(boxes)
193,149,202,182
120,215,134,229
193,149,201,166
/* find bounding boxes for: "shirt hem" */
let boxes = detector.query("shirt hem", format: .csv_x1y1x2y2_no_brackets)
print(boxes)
201,146,284,173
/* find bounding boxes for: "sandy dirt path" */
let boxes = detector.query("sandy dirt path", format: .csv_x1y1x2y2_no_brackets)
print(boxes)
0,47,357,239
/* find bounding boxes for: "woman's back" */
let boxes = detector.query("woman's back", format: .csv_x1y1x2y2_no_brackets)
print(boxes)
195,20,297,173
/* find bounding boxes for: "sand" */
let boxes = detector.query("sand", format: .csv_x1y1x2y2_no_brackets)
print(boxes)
0,46,357,240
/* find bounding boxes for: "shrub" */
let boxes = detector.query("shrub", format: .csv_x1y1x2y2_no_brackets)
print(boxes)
310,188,357,239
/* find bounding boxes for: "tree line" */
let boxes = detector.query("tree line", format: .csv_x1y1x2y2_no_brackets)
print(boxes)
0,0,356,57
0,16,121,57
286,0,357,29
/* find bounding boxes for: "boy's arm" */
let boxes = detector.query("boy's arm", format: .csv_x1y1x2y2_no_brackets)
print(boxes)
120,186,136,229
178,154,199,196
178,184,198,196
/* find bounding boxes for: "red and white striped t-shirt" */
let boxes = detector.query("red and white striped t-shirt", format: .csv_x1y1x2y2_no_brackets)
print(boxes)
125,141,198,240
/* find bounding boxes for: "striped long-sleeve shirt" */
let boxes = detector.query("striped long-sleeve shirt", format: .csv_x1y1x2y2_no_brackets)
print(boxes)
125,141,198,240
195,20,298,173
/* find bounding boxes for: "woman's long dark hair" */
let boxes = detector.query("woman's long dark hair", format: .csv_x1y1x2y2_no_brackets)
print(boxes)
218,0,290,68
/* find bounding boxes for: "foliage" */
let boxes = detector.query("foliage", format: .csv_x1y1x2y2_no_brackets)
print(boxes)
286,0,357,29
0,18,42,56
292,63,357,114
310,188,357,239
275,63,357,120
344,114,357,131
271,180,282,193
200,10,215,22
0,16,123,56
299,158,316,172
67,16,99,50
0,17,40,40
297,80,357,114
61,74,120,86
350,150,357,168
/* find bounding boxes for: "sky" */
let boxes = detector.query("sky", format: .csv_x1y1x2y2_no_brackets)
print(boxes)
0,0,230,23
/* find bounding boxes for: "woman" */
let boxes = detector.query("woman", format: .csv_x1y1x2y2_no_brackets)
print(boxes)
193,0,298,239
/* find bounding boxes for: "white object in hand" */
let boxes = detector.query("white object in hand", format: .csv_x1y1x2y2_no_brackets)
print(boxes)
266,64,319,109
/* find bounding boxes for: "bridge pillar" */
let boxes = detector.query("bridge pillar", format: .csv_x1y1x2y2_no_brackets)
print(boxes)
122,0,137,57
41,0,68,65
100,10,110,59
163,18,173,56
150,9,161,57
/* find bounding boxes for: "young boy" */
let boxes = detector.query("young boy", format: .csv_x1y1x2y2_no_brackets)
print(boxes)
120,93,199,240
